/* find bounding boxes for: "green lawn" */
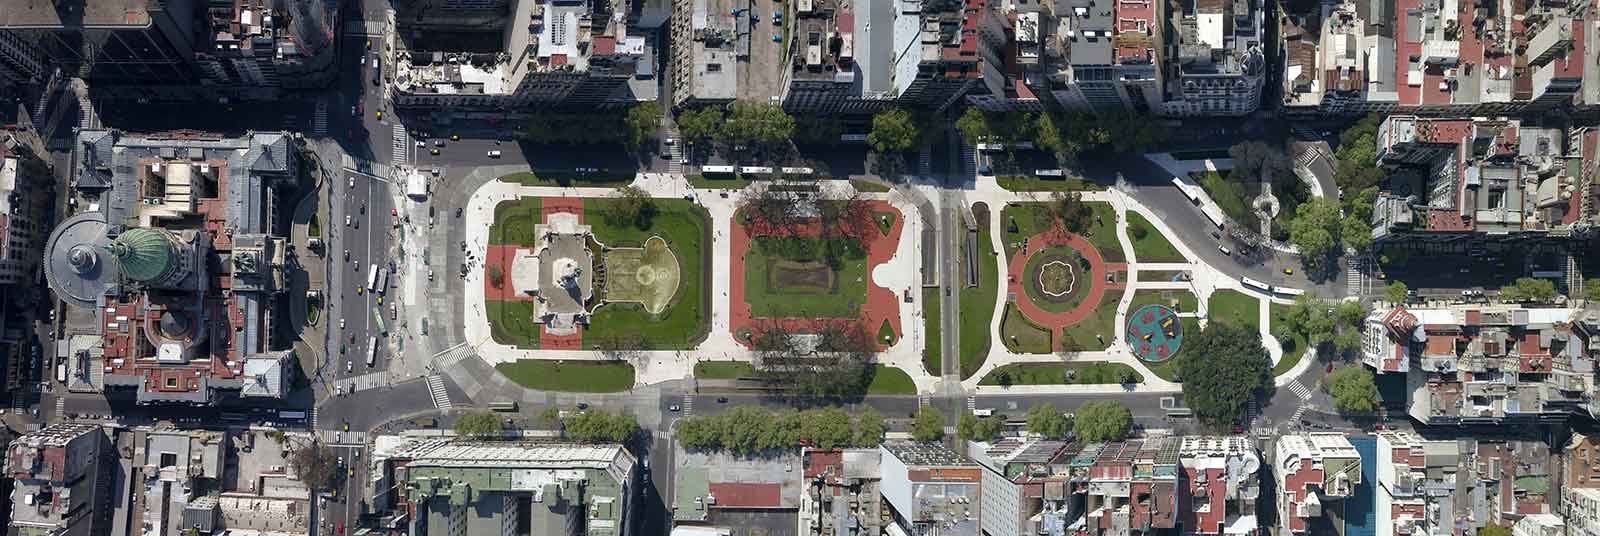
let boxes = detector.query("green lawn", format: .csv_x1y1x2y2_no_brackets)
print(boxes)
878,319,896,345
694,361,756,379
960,205,999,379
874,212,897,236
1021,247,1091,313
1125,211,1186,262
866,365,916,395
495,360,635,392
1270,302,1310,376
979,362,1143,386
490,197,543,246
1000,202,1124,262
308,214,321,237
1208,289,1260,330
851,179,892,193
996,176,1107,192
1193,171,1256,230
1000,304,1052,354
923,288,941,376
486,300,540,348
744,236,869,318
687,174,750,190
1128,289,1199,314
1138,270,1190,282
502,170,634,187
584,199,710,349
1058,290,1124,352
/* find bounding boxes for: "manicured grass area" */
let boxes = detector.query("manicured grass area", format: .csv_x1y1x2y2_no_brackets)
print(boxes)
866,365,916,395
1270,302,1310,376
1129,289,1199,314
996,176,1108,192
1058,290,1124,352
1193,171,1256,230
1138,270,1190,282
923,288,941,376
308,214,321,237
502,170,634,187
687,174,750,190
694,361,756,379
1000,304,1053,354
851,179,892,193
979,362,1143,386
878,319,897,345
1021,247,1090,313
1207,289,1260,330
743,236,868,318
1125,211,1186,262
485,300,540,348
874,211,897,236
999,202,1124,262
584,199,710,349
959,204,999,379
490,197,543,246
495,360,635,392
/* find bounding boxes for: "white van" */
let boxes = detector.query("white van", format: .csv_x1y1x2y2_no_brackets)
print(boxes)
972,409,994,417
487,150,502,158
1217,245,1232,256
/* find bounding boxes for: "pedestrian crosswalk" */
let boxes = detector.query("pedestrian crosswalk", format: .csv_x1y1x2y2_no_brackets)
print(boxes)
681,393,694,418
966,395,976,412
309,407,319,430
1287,380,1314,401
1345,257,1364,297
425,374,451,409
430,342,474,370
668,140,683,174
391,123,408,166
312,99,328,136
1289,404,1309,425
918,393,931,408
53,396,64,420
1245,398,1258,428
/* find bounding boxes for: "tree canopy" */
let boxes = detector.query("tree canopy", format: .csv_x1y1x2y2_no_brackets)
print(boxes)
1179,322,1271,425
622,102,661,150
911,407,946,442
752,322,876,397
1074,401,1132,442
1287,197,1346,269
290,442,340,491
1499,277,1558,303
1477,525,1513,536
455,410,504,438
867,108,921,153
1327,366,1379,413
562,409,638,443
676,107,724,144
1026,403,1073,439
1383,282,1409,305
677,406,886,454
1039,191,1095,235
957,412,1004,442
599,185,656,229
1334,114,1385,194
721,101,795,147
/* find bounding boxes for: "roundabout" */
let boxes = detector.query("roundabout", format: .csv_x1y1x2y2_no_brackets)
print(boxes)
1125,304,1183,363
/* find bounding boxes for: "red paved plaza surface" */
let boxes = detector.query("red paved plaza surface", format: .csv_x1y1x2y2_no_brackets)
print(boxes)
1006,224,1128,351
481,197,586,349
728,201,904,351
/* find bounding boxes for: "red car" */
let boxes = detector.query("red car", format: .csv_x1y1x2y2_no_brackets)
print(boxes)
1231,424,1244,434
336,522,344,534
391,208,398,217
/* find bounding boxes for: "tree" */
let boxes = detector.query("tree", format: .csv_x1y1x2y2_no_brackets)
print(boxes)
487,264,504,288
1327,366,1379,412
1074,401,1133,442
1228,141,1294,183
454,410,504,438
563,410,639,443
1341,214,1373,252
911,407,945,442
1333,300,1368,328
539,406,562,428
868,108,920,154
957,412,1004,442
956,108,991,145
1281,293,1336,346
1477,525,1513,536
1384,282,1409,305
1038,191,1094,235
1334,115,1384,194
623,101,661,150
1499,277,1557,303
676,106,724,144
795,116,843,145
290,442,340,491
753,322,876,397
601,185,657,229
1025,403,1073,439
1288,197,1345,269
1180,322,1272,426
1587,280,1600,303
742,181,807,231
855,407,886,446
722,101,794,148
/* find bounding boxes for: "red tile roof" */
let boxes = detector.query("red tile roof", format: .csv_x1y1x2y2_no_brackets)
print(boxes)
708,483,784,508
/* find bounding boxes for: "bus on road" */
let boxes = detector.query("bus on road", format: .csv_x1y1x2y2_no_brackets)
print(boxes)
377,269,390,295
366,337,379,367
367,264,380,293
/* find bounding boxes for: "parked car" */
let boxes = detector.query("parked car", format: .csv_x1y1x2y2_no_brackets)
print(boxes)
487,150,501,158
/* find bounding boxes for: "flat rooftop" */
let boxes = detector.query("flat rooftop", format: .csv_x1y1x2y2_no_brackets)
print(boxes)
0,0,153,29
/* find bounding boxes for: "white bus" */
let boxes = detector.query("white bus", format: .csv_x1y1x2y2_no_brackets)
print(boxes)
779,166,814,176
1241,277,1271,293
377,269,390,295
367,264,380,293
1274,287,1306,297
739,166,774,175
366,336,379,367
701,165,736,178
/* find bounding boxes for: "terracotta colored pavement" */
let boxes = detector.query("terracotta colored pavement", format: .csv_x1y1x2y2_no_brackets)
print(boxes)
543,196,585,221
541,328,582,350
1007,229,1116,334
484,245,535,301
728,201,904,351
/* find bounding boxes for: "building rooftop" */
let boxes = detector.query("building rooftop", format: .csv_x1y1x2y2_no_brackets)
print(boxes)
883,440,972,467
0,0,154,29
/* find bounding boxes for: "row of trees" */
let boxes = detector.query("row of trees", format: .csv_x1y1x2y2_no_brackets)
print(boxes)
677,101,797,152
1273,292,1369,356
524,102,662,150
955,401,1132,442
954,108,1170,163
678,406,886,454
1389,277,1595,306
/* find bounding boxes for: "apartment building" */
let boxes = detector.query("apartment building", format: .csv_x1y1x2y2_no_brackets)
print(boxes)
1160,0,1267,117
125,427,315,536
1275,433,1361,535
0,132,49,287
1360,304,1600,425
879,441,982,536
1044,0,1165,115
1177,436,1261,535
0,0,340,102
4,424,114,536
799,448,884,536
1566,487,1600,536
967,437,1072,536
1063,438,1182,536
393,0,658,115
1280,0,1594,117
1368,116,1598,244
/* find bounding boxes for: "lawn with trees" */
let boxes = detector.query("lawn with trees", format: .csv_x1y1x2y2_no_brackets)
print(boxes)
1129,289,1199,314
1327,366,1379,413
923,288,941,375
1207,289,1260,330
979,362,1142,386
957,412,1004,442
1179,322,1272,425
585,198,711,349
743,235,869,318
1125,211,1186,262
1275,293,1369,357
959,204,999,379
494,360,636,392
1268,302,1309,376
490,197,543,246
1000,304,1053,354
454,410,504,438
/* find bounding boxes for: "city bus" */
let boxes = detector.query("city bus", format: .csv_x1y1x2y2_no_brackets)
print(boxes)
366,336,379,367
1240,277,1271,293
377,269,390,295
701,165,736,178
367,264,380,293
489,401,519,412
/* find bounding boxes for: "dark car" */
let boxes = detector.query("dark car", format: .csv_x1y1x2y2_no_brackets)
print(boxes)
717,397,729,403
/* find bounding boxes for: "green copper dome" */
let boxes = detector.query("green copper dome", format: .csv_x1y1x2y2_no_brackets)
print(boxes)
105,228,177,283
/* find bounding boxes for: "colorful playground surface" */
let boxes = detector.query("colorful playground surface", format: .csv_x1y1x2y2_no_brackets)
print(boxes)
1125,304,1182,362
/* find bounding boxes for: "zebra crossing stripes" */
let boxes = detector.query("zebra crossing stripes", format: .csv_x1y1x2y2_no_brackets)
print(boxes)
309,407,319,429
312,99,329,136
1287,381,1314,401
430,342,474,369
1345,258,1364,297
966,396,976,411
681,393,694,418
54,396,64,420
668,141,683,174
1289,405,1309,425
918,393,931,408
426,374,451,409
391,123,409,166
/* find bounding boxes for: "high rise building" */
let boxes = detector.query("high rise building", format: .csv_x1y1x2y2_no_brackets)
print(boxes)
4,424,114,536
1274,433,1361,535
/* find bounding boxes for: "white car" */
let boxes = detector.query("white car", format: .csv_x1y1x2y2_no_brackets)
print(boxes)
487,150,502,158
339,319,346,329
346,361,352,373
416,140,426,147
348,176,355,188
345,214,352,226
